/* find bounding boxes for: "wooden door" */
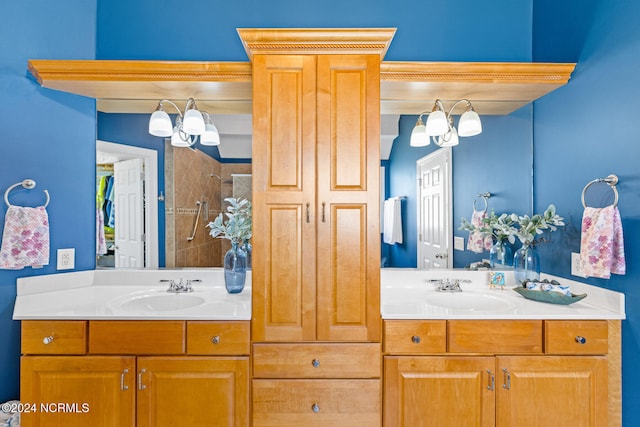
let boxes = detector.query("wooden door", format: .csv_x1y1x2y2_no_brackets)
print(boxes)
251,54,317,342
315,54,381,342
384,356,495,427
496,356,608,427
20,356,135,427
137,356,249,427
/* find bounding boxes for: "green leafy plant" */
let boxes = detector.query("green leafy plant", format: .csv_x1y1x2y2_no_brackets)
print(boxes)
459,204,564,246
510,204,564,245
206,197,252,244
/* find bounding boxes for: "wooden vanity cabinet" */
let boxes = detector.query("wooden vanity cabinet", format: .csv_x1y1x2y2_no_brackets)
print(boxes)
383,319,618,427
244,28,393,427
20,320,250,427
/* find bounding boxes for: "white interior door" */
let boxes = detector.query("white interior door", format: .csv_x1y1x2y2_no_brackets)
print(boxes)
417,149,452,269
114,158,145,268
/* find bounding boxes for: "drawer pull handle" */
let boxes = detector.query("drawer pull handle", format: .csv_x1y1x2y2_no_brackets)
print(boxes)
502,368,511,390
575,336,587,344
138,369,147,390
312,359,320,368
411,335,421,344
121,369,129,391
311,403,320,413
211,335,221,344
487,369,495,391
321,202,326,222
42,336,54,345
306,203,310,223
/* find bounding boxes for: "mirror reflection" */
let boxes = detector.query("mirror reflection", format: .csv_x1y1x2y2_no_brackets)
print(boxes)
97,108,534,270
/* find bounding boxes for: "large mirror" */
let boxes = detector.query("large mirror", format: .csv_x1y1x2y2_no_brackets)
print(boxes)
96,107,533,270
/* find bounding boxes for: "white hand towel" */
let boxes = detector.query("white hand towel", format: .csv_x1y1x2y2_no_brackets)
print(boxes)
383,198,403,245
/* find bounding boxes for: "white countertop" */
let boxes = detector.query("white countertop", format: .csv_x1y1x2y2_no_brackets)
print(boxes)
381,268,625,320
13,269,251,320
13,268,625,321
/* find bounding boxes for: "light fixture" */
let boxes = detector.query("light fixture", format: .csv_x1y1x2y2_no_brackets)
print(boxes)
148,98,220,148
410,99,482,147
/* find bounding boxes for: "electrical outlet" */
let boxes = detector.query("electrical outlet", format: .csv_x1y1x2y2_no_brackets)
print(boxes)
571,252,586,277
454,236,465,251
57,248,75,270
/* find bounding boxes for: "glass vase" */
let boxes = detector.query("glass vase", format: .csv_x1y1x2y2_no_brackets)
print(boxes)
224,242,247,294
243,241,252,269
513,242,540,285
489,240,513,268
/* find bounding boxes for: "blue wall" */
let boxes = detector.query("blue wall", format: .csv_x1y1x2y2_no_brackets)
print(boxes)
3,1,639,425
0,0,97,401
533,0,640,424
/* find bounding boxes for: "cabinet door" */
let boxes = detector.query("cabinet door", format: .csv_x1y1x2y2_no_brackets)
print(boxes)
316,54,381,342
252,54,317,342
496,356,608,427
20,355,135,427
384,356,495,427
137,356,249,427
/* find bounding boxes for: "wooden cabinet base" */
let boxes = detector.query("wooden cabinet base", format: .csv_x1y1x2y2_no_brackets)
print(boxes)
252,379,380,427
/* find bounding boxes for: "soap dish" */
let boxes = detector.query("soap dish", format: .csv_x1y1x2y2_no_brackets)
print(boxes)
513,287,587,305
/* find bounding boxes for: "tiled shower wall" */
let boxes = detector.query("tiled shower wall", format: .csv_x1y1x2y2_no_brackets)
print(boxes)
165,143,252,267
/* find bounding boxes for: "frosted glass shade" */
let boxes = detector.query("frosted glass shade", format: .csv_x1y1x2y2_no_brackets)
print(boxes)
182,109,205,135
437,127,459,147
171,124,192,147
458,109,482,137
201,123,221,146
148,109,173,137
425,110,449,136
410,122,429,147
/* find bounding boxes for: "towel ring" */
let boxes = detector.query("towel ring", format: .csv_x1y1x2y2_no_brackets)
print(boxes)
473,192,491,213
4,179,50,208
581,174,618,208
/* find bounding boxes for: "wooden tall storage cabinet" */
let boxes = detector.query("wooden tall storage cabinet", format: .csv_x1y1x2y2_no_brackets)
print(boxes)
239,28,395,427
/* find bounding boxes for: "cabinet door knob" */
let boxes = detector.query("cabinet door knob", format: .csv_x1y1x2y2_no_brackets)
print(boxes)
42,336,54,345
311,403,320,413
411,335,421,344
312,359,320,368
211,335,221,344
575,336,587,344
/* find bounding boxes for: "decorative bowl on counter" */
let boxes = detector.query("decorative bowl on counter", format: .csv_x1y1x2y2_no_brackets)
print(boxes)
513,287,587,305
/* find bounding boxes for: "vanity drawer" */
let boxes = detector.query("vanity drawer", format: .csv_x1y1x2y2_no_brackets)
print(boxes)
383,320,446,354
253,343,381,378
252,379,381,427
448,320,543,354
89,320,185,354
545,320,608,354
186,321,250,355
21,320,87,354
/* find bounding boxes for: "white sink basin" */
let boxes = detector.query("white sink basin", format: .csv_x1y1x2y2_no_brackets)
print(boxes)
118,293,206,312
426,292,516,312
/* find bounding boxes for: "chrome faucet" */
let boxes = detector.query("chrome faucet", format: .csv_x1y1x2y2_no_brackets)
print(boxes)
160,278,200,293
429,278,471,292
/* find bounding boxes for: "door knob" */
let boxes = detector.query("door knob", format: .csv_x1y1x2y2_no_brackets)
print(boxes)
435,253,448,259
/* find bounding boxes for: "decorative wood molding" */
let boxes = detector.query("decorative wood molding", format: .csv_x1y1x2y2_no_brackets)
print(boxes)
237,28,396,59
27,59,575,115
381,62,574,84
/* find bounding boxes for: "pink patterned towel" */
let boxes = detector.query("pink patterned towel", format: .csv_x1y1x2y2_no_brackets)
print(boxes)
579,205,625,279
467,209,492,253
0,206,50,269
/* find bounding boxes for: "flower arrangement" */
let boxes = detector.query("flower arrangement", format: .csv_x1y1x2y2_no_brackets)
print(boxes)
460,204,564,247
509,204,564,245
206,197,252,244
